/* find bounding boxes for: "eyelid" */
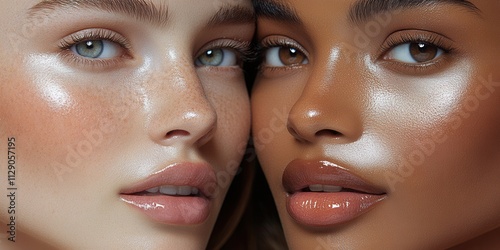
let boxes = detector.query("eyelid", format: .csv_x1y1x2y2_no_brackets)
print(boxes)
58,28,132,51
259,35,309,59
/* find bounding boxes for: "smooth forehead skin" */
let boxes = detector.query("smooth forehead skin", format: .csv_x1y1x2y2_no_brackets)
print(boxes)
0,0,253,249
252,0,500,249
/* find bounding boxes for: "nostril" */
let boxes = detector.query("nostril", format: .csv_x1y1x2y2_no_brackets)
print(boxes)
315,129,342,137
287,126,309,143
166,130,190,139
287,126,300,138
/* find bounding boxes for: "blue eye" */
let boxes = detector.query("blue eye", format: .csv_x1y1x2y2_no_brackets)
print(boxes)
264,46,308,67
71,40,121,59
386,42,444,64
196,48,237,67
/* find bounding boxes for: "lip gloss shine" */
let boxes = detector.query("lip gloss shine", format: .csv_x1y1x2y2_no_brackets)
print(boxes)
283,159,387,227
120,162,217,225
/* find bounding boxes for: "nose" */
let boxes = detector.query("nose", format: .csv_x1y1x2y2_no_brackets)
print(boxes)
287,56,363,144
146,59,217,147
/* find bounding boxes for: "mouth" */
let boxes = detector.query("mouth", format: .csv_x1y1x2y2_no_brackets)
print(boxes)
283,159,387,227
134,186,201,196
120,162,217,225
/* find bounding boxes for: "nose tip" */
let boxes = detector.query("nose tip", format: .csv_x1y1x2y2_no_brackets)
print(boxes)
286,100,361,144
287,114,345,143
154,107,217,147
162,119,217,147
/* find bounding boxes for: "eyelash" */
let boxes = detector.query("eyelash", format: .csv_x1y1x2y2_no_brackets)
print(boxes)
380,32,455,57
58,29,132,68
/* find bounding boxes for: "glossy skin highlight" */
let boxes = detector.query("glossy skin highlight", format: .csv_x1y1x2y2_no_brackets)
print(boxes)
252,0,500,249
0,0,253,249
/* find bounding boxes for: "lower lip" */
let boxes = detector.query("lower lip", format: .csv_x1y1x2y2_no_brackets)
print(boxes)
286,192,385,227
120,194,210,225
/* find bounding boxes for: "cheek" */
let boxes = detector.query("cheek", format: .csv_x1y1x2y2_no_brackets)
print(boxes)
251,73,306,147
0,63,139,188
377,74,500,188
251,77,299,191
1,70,80,166
371,70,500,244
217,86,250,143
0,65,138,237
202,72,251,170
366,66,473,180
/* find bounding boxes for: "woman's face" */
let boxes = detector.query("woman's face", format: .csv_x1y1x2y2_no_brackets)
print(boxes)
0,0,253,249
252,0,500,248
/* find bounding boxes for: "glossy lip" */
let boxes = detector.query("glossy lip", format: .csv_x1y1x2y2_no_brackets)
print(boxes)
283,159,387,227
120,162,217,225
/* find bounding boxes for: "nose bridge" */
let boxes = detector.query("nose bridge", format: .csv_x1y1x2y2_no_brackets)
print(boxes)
287,45,364,143
146,54,217,147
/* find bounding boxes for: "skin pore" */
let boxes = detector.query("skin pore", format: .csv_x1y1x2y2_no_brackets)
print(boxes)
252,0,500,249
0,0,254,249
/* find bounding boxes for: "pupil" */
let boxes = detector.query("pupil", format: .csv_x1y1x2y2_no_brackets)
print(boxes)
75,40,104,58
278,46,305,66
85,41,94,49
197,49,223,66
418,43,427,52
410,42,438,63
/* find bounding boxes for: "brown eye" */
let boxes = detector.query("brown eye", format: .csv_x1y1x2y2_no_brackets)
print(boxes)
265,46,308,66
279,47,307,65
386,42,444,64
409,42,439,63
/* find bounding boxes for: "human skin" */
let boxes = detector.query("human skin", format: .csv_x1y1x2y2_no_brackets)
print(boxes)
252,0,500,249
0,0,254,249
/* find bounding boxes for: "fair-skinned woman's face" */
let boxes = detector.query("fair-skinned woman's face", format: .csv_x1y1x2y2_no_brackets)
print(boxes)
252,0,500,249
0,0,253,249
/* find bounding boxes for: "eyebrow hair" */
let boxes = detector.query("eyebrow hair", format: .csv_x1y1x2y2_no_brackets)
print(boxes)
252,0,302,24
29,0,169,27
207,5,256,26
349,0,481,24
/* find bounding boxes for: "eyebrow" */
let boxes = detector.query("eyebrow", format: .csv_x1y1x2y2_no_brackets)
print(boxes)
253,0,302,24
207,5,256,26
29,0,169,27
29,0,255,28
349,0,481,24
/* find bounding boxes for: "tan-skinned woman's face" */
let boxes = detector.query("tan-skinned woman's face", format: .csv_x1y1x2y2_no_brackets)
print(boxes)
252,0,500,249
0,0,254,249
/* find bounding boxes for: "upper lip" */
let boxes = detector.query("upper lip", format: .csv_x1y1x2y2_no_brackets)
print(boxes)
283,159,386,195
120,162,217,198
